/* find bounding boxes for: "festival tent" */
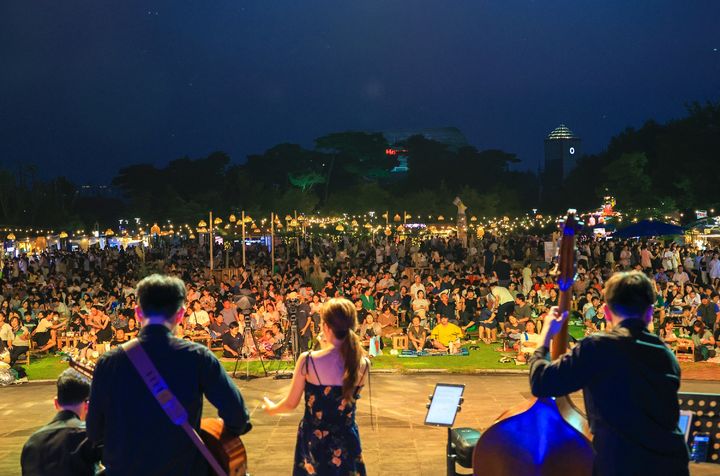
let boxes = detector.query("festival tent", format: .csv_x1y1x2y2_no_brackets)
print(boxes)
613,220,684,238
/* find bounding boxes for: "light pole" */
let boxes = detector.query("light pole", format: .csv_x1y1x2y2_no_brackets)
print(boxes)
241,210,246,267
209,211,214,271
270,212,275,273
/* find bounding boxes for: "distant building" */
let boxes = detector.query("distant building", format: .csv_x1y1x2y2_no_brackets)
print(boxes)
382,127,469,173
78,184,117,198
543,124,581,182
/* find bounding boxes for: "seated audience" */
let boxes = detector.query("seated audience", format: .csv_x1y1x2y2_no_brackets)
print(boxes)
429,316,463,353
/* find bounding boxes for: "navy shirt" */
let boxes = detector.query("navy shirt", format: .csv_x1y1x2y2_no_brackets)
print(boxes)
22,410,99,476
529,319,689,475
86,325,252,475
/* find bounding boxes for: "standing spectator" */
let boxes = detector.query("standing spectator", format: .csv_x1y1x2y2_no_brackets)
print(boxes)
489,284,516,333
493,255,512,287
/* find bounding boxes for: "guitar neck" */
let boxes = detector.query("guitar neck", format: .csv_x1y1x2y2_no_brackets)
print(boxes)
62,354,95,380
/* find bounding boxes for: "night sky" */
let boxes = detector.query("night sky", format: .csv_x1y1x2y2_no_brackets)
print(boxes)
1,1,718,183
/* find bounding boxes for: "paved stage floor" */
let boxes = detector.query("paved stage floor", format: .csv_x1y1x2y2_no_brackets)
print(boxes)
2,374,719,475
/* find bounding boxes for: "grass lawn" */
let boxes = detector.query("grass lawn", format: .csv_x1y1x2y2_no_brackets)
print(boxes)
22,324,718,382
22,353,296,381
21,325,590,381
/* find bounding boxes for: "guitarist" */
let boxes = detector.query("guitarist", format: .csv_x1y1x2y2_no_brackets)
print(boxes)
86,274,252,475
529,271,689,475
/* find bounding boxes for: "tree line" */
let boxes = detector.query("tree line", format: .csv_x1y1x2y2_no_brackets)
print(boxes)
0,101,717,229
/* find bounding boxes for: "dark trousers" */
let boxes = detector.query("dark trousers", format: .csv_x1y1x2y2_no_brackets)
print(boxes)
9,346,29,365
497,302,514,324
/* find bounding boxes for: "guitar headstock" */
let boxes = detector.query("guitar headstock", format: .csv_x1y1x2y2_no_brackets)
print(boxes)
59,352,95,380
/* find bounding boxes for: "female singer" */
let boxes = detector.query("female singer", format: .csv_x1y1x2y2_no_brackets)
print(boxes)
263,298,370,475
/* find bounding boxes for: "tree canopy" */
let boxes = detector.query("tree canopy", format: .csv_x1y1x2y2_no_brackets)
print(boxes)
2,100,718,228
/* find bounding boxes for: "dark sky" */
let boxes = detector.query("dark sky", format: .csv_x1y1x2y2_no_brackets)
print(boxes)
1,1,718,183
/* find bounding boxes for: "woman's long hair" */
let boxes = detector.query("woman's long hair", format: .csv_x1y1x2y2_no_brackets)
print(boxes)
321,298,364,403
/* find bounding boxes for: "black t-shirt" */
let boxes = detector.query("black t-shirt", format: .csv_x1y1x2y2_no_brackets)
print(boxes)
697,302,717,329
463,298,478,316
484,250,495,269
357,308,370,323
592,315,607,330
435,301,456,320
222,332,244,355
295,303,311,328
494,261,511,281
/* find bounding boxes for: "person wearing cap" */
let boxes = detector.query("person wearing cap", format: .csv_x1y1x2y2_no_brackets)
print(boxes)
434,290,457,324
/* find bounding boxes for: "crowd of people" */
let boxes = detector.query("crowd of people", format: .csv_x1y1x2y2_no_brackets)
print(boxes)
2,230,720,378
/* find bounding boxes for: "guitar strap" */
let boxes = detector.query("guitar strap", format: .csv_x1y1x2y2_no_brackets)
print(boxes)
122,339,228,476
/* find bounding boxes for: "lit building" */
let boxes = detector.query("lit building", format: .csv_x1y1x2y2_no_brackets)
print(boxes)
382,127,469,173
543,124,581,182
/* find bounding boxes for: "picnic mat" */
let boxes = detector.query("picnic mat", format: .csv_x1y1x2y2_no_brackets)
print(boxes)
397,348,470,358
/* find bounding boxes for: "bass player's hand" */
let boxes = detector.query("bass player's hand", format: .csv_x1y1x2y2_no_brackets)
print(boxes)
540,306,569,347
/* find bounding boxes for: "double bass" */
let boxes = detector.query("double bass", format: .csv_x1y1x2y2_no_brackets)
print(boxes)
472,210,594,476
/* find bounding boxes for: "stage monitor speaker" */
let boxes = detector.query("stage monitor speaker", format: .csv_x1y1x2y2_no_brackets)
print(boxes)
679,392,720,464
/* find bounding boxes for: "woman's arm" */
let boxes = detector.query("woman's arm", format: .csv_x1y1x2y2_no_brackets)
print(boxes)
263,353,308,415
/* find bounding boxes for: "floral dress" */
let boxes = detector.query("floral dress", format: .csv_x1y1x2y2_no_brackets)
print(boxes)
294,355,369,476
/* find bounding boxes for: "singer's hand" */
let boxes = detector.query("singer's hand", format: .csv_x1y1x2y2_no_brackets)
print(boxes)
262,396,279,415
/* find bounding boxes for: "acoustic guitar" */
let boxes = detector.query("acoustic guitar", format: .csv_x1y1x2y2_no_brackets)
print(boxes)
63,354,248,476
472,210,594,476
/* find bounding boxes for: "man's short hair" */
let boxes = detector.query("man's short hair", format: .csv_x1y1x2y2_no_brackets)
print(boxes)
136,274,186,320
604,271,655,320
228,321,239,330
57,369,91,406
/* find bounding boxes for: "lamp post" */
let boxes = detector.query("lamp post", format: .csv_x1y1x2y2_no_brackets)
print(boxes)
295,210,300,257
209,211,214,271
241,211,246,267
270,212,275,274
